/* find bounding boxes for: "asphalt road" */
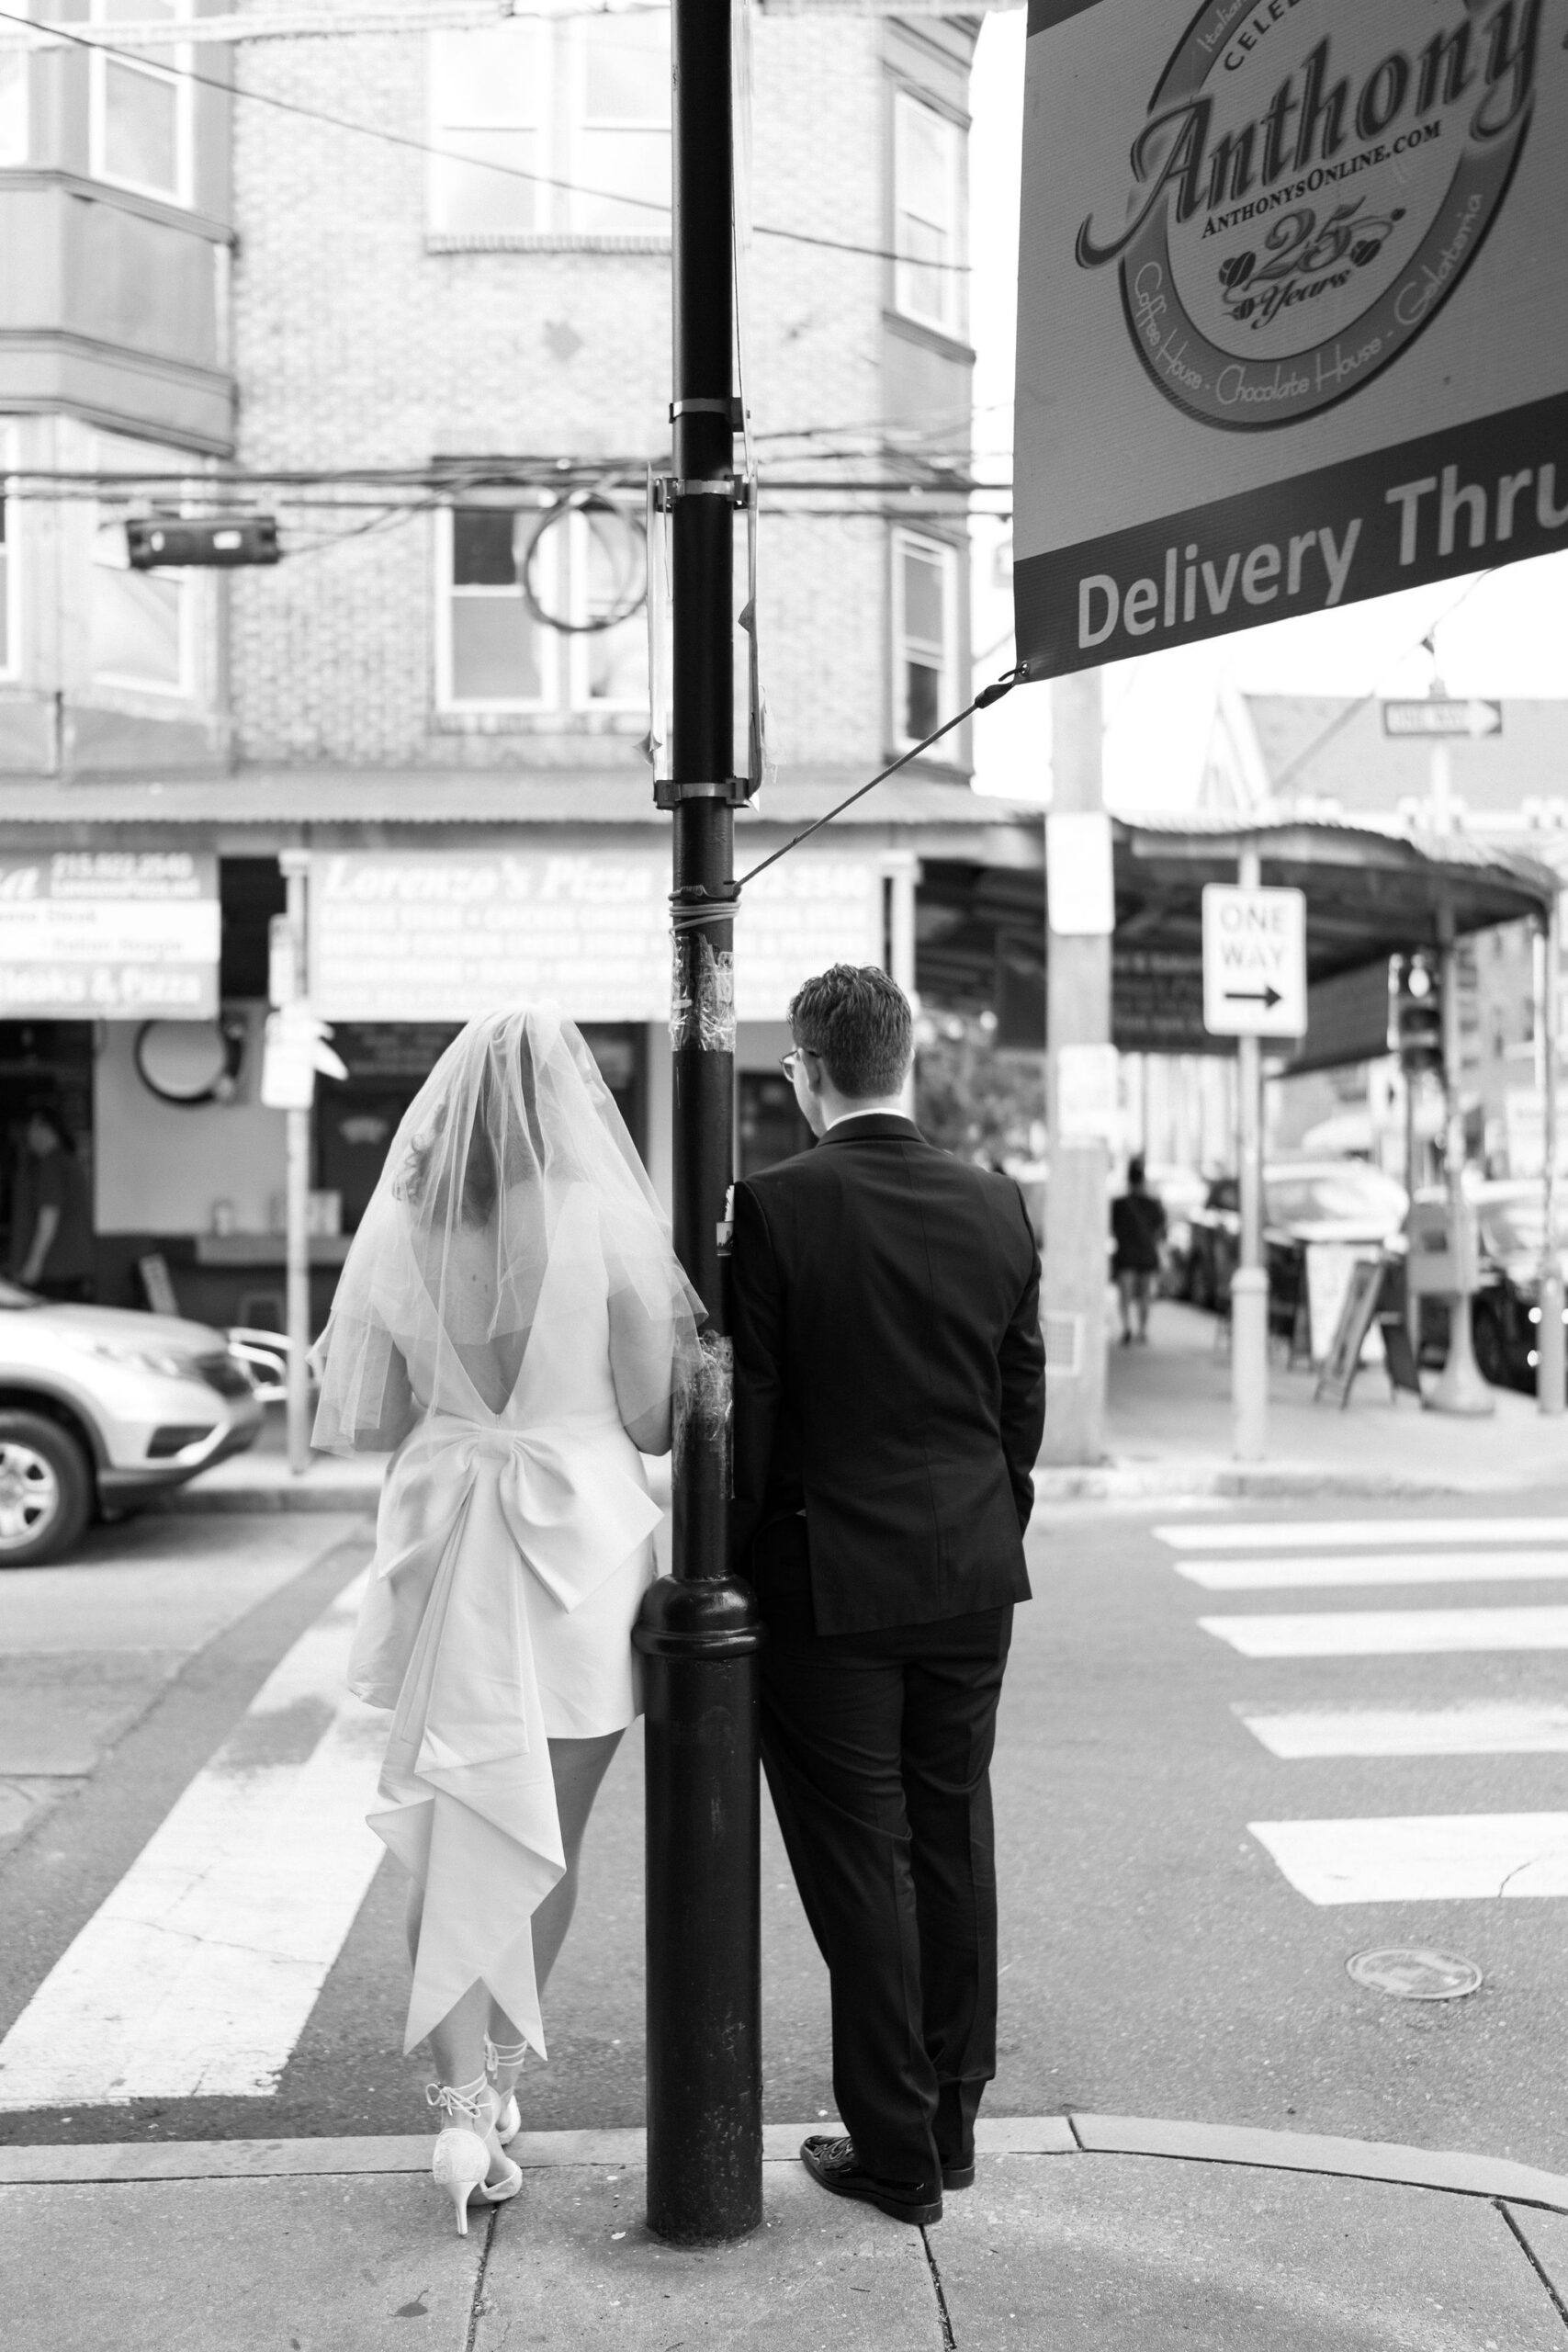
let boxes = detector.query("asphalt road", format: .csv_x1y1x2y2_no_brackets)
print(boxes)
5,1494,1568,2173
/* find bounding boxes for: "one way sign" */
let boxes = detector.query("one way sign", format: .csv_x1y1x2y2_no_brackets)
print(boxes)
1201,884,1307,1039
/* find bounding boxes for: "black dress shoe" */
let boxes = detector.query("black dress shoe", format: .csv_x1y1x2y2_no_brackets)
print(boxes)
799,2135,943,2227
940,2157,976,2190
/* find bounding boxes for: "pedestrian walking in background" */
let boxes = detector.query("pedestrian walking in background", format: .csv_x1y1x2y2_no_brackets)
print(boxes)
1111,1155,1167,1346
8,1111,95,1302
730,964,1045,2229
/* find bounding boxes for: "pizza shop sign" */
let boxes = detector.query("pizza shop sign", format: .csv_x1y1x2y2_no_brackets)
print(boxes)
1014,0,1566,674
0,850,220,1018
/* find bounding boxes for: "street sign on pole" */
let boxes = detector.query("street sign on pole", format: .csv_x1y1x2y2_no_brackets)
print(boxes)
1202,884,1307,1039
1382,700,1504,740
1013,1,1568,681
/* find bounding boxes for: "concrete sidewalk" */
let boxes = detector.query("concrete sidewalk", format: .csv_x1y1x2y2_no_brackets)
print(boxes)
167,1301,1568,1515
7,2114,1568,2349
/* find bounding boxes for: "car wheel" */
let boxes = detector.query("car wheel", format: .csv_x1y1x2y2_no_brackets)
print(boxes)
0,1413,93,1567
1471,1307,1508,1390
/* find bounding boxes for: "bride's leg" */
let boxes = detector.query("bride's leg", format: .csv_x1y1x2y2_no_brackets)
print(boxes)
407,1873,511,2185
485,1729,624,2101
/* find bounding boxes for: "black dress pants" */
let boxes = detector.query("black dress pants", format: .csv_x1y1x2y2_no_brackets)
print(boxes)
752,1530,1013,2189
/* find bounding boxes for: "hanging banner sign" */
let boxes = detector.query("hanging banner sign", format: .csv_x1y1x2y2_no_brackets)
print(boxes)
1014,0,1568,677
308,849,883,1024
0,848,219,1017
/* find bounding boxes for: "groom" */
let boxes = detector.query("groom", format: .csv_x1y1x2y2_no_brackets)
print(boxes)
730,963,1045,2226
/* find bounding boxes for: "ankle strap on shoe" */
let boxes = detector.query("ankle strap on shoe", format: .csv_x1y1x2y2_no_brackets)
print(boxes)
426,2074,490,2127
484,2035,530,2074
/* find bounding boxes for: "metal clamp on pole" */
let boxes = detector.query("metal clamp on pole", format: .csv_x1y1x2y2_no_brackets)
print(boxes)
653,776,752,809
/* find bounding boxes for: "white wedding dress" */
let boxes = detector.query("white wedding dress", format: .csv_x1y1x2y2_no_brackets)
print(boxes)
346,1181,666,2061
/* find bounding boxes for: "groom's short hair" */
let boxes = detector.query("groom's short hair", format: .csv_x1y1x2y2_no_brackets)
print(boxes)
790,965,913,1100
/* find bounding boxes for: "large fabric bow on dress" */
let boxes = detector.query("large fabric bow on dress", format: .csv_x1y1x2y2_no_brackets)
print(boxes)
350,1413,663,2056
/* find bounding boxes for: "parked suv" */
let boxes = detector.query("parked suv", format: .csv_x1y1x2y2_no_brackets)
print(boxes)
0,1281,262,1566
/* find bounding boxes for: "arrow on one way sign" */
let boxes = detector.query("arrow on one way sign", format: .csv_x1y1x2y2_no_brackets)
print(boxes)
1201,885,1307,1039
1224,984,1283,1010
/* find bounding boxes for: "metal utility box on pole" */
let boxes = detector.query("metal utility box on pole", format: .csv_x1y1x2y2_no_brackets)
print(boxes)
1040,672,1112,1467
632,0,763,2248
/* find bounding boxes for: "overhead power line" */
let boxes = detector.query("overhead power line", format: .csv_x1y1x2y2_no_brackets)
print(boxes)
0,0,1019,41
0,4,972,274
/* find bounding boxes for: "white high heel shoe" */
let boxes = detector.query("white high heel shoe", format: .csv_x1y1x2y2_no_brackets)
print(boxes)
484,2034,529,2146
427,2075,522,2235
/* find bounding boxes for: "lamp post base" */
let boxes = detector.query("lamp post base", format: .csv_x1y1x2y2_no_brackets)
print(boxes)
1426,1291,1496,1417
1230,1267,1269,1462
635,1573,764,2246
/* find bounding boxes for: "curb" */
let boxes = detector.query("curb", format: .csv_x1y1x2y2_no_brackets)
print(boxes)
164,1462,1517,1517
5,2115,1566,2214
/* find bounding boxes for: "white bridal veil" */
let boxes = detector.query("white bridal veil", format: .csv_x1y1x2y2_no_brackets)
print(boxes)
312,1003,700,1452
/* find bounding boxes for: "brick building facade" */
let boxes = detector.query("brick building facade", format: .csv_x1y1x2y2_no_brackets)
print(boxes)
0,1,1037,1316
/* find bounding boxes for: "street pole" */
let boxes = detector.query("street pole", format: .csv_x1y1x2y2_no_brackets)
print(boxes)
279,849,311,1476
1427,895,1494,1416
1231,845,1267,1462
632,0,763,2248
1538,901,1564,1416
1041,671,1111,1466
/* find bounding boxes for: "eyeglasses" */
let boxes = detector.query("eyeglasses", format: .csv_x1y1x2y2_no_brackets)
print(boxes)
779,1048,803,1078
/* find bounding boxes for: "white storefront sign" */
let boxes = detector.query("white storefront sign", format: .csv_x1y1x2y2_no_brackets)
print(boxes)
0,849,220,1017
1015,0,1568,676
308,849,884,1023
1201,883,1307,1037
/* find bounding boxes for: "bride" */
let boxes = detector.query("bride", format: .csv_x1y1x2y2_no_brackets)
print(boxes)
311,1006,697,2232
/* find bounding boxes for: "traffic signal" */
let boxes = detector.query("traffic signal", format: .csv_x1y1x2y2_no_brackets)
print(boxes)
1392,951,1443,1075
126,515,281,570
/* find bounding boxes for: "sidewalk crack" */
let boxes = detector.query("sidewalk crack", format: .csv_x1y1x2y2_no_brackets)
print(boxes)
462,2200,501,2352
919,2224,957,2351
1497,2200,1568,2338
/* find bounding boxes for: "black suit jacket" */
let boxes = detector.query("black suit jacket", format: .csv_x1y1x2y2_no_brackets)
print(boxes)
729,1113,1046,1635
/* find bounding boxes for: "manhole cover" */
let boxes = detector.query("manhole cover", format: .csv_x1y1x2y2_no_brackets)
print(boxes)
1346,1948,1483,2000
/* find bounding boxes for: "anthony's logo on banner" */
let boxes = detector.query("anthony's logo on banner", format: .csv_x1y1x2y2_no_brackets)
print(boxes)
1014,0,1565,674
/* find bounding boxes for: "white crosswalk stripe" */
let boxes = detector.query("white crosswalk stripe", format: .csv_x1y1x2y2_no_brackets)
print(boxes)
1155,1517,1568,1553
1175,1550,1568,1591
1201,1604,1568,1657
0,1571,384,2111
1239,1704,1568,1758
1249,1815,1568,1905
1156,1516,1568,1906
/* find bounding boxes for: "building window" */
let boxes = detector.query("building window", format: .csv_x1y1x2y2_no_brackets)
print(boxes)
568,505,649,710
893,90,963,337
91,436,195,695
0,446,14,676
891,530,958,749
440,505,556,709
438,501,648,716
0,29,27,166
428,7,670,240
89,0,193,205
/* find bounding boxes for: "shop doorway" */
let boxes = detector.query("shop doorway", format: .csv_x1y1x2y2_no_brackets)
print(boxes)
317,1022,649,1232
0,1022,96,1285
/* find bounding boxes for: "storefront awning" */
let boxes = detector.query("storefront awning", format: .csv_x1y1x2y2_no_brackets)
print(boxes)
918,812,1561,1067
